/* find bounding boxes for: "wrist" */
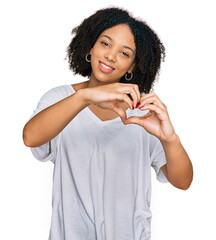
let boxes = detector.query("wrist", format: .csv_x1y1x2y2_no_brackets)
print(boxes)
77,88,91,106
160,133,180,148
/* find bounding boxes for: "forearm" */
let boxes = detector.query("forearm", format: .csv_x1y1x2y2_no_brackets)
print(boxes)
23,89,89,147
161,135,193,190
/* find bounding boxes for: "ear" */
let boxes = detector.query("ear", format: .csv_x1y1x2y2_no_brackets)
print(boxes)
128,62,135,73
90,48,93,55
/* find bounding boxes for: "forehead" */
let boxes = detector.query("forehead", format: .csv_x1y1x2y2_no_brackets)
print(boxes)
99,24,136,49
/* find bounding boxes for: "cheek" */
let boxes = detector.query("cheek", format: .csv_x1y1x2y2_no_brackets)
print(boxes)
91,54,99,68
91,43,101,55
90,47,101,64
118,60,133,72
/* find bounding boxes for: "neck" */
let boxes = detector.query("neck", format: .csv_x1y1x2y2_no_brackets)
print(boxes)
87,73,120,89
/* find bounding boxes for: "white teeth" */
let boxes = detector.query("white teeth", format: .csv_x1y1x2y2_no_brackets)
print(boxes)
100,62,113,70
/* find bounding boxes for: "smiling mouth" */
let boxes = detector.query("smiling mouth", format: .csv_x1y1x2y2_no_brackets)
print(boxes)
99,61,115,70
99,61,115,73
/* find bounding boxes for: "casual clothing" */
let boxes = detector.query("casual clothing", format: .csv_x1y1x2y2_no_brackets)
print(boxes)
30,84,168,240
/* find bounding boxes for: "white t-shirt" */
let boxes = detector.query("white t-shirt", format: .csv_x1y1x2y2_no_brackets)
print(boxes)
30,84,168,240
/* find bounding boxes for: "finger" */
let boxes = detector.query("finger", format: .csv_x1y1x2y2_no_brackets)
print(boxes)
140,91,156,99
141,91,165,105
139,95,166,110
124,110,152,125
112,105,127,122
116,93,134,110
140,92,164,105
140,104,167,121
139,110,152,118
123,116,143,126
124,89,138,109
133,84,141,106
118,84,140,109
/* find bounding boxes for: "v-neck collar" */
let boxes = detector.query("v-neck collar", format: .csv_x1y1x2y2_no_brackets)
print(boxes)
69,84,131,126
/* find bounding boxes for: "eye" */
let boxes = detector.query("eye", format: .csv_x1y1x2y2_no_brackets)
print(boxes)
100,41,110,47
121,51,130,57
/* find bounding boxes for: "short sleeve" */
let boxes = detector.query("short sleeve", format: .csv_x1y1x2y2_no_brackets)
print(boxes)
149,135,168,183
29,85,72,163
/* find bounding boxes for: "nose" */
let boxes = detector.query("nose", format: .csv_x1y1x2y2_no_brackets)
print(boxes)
104,48,117,63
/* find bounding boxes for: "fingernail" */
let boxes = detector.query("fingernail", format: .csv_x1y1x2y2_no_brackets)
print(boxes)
138,105,144,109
132,106,134,110
136,103,141,108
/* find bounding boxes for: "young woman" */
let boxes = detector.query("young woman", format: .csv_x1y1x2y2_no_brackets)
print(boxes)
23,7,193,240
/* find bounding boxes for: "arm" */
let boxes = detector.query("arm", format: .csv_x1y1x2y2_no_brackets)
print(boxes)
23,82,140,147
123,92,193,190
23,88,89,147
160,135,193,190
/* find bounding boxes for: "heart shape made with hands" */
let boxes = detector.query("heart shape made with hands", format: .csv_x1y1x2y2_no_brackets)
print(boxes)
97,90,175,142
123,103,151,125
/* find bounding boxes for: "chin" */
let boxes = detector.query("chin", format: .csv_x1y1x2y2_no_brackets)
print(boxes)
92,73,114,83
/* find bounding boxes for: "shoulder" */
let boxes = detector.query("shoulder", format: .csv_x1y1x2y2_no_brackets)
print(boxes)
39,85,74,104
72,80,89,92
29,85,74,120
44,84,74,98
32,85,74,116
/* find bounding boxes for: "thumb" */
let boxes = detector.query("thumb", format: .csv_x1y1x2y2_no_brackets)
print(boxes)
123,116,143,126
113,106,127,122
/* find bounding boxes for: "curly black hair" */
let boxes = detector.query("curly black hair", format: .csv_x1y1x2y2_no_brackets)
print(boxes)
67,7,165,93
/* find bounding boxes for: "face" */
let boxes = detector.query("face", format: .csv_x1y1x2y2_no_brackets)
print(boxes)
89,24,136,84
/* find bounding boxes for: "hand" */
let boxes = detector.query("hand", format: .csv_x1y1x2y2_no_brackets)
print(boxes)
84,83,141,122
123,92,177,142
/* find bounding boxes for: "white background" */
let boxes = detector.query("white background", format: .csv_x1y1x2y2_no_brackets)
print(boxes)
0,0,215,239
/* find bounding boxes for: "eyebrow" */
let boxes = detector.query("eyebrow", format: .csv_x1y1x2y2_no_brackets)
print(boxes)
100,35,135,54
